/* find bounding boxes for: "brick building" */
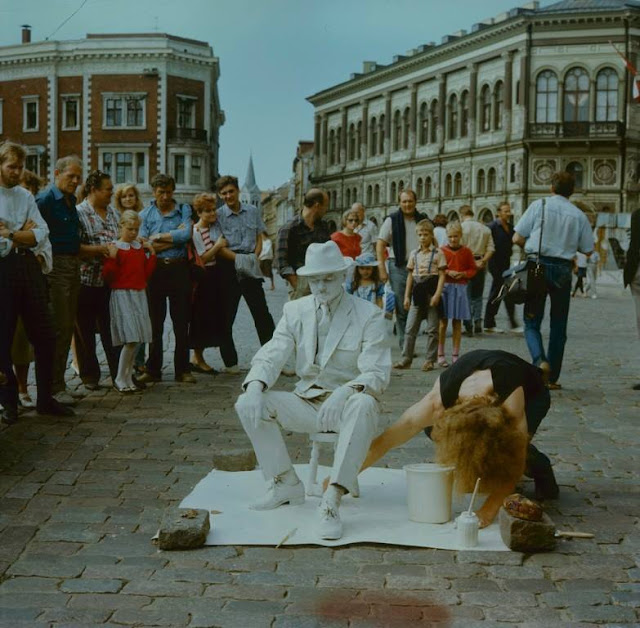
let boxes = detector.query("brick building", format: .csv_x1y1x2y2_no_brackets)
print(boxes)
0,28,224,201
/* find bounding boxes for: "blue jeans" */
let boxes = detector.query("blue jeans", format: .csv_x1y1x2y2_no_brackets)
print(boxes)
523,257,573,384
388,263,409,348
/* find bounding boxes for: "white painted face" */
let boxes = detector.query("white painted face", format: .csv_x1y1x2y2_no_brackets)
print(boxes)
308,272,346,305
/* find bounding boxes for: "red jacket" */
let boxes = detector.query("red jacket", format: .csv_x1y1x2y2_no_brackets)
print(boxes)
102,243,156,290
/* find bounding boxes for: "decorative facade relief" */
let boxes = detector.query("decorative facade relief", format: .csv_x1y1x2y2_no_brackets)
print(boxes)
532,159,557,186
592,159,617,186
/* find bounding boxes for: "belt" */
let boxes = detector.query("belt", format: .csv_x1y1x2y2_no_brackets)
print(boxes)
157,257,187,265
536,255,573,266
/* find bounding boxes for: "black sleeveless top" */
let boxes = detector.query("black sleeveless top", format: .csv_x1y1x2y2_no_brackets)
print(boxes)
439,350,545,428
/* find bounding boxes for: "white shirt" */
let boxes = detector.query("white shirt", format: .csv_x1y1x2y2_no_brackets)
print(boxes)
378,215,419,263
355,218,378,256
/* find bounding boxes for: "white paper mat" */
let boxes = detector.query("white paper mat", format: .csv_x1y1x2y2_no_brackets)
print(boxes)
180,465,509,550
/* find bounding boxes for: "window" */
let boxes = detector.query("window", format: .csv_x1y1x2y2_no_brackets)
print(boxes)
416,177,423,199
378,115,385,154
103,94,146,129
25,154,39,174
0,100,3,135
429,100,438,143
448,93,458,140
566,161,584,189
477,169,486,193
480,85,491,132
564,67,589,122
374,184,380,204
190,156,202,186
336,127,342,163
596,68,618,122
346,188,351,207
398,180,405,194
390,181,397,202
177,96,196,129
487,167,497,193
348,123,356,160
454,172,462,196
370,117,378,157
393,110,401,151
402,107,410,149
444,173,452,197
101,150,147,184
536,70,558,123
62,96,80,131
328,130,336,165
356,121,362,159
510,163,516,184
331,191,338,209
23,97,39,132
494,81,504,130
352,187,357,201
419,102,428,145
461,91,469,138
516,80,520,105
425,176,432,199
366,185,373,205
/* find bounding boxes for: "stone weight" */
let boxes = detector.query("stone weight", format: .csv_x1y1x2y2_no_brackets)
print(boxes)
499,506,556,553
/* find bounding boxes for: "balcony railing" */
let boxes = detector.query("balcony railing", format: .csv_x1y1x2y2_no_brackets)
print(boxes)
167,127,208,142
528,121,624,139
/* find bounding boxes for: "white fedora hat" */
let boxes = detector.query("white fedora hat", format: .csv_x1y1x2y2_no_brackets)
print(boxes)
296,241,353,277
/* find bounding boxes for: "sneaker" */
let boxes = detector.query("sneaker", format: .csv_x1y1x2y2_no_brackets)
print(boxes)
393,358,412,370
222,365,240,375
175,372,196,384
53,391,77,406
421,361,434,372
510,326,524,333
18,393,35,408
484,327,505,334
250,475,305,511
316,503,343,540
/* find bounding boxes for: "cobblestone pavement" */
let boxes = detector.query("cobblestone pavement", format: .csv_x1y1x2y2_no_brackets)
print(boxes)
0,277,638,627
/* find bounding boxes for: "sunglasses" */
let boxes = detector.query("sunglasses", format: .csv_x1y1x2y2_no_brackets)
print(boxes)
346,218,360,223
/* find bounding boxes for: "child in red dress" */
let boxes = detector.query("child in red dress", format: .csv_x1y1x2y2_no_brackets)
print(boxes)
438,221,476,367
103,210,156,393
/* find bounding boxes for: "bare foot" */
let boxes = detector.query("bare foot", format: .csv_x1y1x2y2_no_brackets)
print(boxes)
475,501,501,528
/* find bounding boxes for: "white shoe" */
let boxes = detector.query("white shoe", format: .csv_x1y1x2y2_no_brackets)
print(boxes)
510,326,524,333
316,503,343,540
53,391,77,406
18,393,35,408
250,475,305,511
222,365,240,375
484,327,505,334
591,295,597,299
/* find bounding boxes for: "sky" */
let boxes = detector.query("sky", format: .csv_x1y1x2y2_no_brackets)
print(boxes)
0,0,526,189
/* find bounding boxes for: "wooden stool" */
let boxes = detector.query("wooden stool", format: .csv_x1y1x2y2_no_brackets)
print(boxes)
306,432,359,498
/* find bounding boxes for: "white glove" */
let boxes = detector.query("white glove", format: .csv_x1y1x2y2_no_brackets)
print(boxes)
317,386,353,432
235,380,266,430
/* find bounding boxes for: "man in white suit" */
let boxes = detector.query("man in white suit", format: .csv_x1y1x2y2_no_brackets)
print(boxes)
235,241,391,540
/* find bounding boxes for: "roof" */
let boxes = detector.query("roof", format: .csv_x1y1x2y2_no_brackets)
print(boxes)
538,0,640,11
242,156,260,194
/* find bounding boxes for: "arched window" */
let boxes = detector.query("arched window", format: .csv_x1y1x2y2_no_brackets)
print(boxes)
494,81,504,130
487,167,497,193
480,85,491,132
370,117,378,157
564,67,589,122
536,70,558,123
510,163,516,184
336,127,342,163
366,185,373,206
331,190,337,209
346,188,351,207
566,161,584,189
444,173,452,197
448,93,458,140
430,100,439,143
356,121,363,159
403,107,411,149
596,68,618,122
352,187,357,202
348,123,356,161
393,109,402,151
328,129,335,165
454,172,462,196
398,180,405,196
479,208,494,224
460,90,469,137
425,176,432,199
374,184,380,204
378,114,386,154
390,181,397,203
416,177,424,199
419,102,428,145
476,169,485,193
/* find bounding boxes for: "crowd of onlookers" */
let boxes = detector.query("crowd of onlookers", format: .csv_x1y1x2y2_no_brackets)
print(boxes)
0,140,277,425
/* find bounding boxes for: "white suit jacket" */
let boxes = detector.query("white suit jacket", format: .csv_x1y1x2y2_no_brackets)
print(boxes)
243,292,391,400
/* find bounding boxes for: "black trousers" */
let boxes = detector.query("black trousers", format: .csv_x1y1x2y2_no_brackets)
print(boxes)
74,284,120,384
218,260,275,367
484,269,517,329
146,260,191,378
0,250,55,411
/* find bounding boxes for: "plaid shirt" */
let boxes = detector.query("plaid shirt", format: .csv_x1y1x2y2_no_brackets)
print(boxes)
275,213,331,277
77,200,121,287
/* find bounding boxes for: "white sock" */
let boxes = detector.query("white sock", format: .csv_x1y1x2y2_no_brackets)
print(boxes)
115,343,137,389
323,484,345,509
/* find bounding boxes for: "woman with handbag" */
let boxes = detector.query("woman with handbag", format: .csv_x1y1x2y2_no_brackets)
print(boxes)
394,220,446,372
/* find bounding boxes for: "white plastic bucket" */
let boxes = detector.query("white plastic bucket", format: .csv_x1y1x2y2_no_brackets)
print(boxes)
404,463,455,524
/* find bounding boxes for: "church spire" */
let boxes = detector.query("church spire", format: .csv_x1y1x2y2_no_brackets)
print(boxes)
240,154,261,210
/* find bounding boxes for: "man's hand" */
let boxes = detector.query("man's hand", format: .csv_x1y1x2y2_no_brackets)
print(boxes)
235,380,266,430
317,386,352,432
21,219,37,231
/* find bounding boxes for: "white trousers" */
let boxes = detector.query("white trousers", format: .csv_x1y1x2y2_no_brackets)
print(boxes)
237,390,378,496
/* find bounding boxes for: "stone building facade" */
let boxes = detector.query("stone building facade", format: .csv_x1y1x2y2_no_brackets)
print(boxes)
0,29,224,203
307,0,640,226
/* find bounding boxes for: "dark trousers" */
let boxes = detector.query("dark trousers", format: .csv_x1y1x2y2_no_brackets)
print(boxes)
219,261,275,367
146,260,191,378
465,266,485,324
0,250,55,411
74,284,120,384
484,269,517,329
